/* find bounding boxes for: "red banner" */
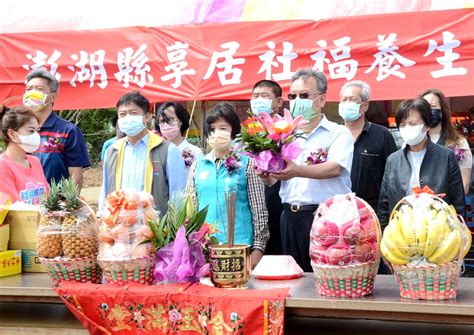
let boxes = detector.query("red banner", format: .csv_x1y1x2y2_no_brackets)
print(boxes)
56,282,289,335
0,9,473,109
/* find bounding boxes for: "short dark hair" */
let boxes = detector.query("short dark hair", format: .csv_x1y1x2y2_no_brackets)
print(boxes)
205,102,241,139
155,101,190,136
1,106,38,145
395,98,432,128
116,91,150,114
252,80,282,98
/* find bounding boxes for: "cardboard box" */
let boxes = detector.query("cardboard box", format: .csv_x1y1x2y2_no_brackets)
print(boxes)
0,224,9,252
20,249,46,273
0,250,22,277
8,242,46,273
4,207,40,245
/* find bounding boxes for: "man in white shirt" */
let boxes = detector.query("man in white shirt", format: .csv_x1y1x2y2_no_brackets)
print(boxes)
260,69,354,272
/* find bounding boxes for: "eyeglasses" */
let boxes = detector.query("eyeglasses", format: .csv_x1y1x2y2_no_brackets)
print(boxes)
287,93,322,100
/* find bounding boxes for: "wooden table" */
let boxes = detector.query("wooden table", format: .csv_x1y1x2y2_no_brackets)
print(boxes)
0,273,474,334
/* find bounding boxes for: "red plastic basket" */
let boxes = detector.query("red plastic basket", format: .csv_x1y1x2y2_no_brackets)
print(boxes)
312,261,379,298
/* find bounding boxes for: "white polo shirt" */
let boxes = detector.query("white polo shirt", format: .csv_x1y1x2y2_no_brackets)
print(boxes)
280,115,354,205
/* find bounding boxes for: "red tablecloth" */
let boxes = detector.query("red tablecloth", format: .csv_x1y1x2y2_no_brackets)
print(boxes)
56,282,289,335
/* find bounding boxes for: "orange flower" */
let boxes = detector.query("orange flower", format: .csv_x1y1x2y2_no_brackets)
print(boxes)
273,120,291,134
241,117,256,127
246,122,265,136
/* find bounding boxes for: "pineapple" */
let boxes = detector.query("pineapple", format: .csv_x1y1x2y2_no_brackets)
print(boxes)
37,180,63,258
61,178,81,231
61,178,98,258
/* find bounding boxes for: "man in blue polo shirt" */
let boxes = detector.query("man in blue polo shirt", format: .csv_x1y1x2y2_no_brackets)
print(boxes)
24,67,90,188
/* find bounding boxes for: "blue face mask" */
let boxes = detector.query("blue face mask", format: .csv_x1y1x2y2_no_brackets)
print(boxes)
338,102,361,122
118,114,145,137
290,98,317,120
250,97,273,115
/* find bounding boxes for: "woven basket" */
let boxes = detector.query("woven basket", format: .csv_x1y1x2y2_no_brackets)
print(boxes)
312,260,379,298
40,255,101,287
99,255,155,285
392,261,461,300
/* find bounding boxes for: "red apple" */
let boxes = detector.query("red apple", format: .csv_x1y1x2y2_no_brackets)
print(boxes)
361,217,378,243
355,198,372,219
341,222,367,245
325,245,352,266
352,242,376,263
310,244,326,264
311,220,339,247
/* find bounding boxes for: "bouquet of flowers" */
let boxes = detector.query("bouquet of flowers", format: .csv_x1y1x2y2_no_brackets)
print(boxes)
143,192,217,284
238,109,307,173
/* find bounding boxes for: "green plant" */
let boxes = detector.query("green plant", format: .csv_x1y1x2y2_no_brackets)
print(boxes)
145,193,209,250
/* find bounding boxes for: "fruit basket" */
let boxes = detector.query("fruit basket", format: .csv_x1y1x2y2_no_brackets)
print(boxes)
381,192,472,300
98,190,157,285
38,179,101,286
310,194,381,298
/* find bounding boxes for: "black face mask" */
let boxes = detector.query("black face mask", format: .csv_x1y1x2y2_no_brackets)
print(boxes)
431,109,442,128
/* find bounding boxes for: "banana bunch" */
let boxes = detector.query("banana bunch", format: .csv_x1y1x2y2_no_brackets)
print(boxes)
381,202,471,266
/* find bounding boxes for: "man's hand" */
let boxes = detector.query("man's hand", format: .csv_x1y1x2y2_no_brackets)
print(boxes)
254,167,277,186
270,159,300,181
250,249,264,269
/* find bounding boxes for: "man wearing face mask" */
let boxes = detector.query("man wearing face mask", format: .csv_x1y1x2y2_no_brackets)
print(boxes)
378,98,465,226
339,81,397,211
24,67,90,188
258,69,354,272
250,80,284,255
99,92,187,214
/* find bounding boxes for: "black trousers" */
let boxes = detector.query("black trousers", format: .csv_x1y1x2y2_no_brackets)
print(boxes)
280,208,315,272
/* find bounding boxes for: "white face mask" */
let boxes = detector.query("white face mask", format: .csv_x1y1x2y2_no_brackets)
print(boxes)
17,132,41,153
399,124,427,146
118,114,146,137
250,97,273,115
338,102,361,122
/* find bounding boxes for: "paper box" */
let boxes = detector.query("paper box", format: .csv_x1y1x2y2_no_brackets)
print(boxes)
4,205,40,245
0,224,9,252
8,242,45,272
0,250,22,277
20,249,45,273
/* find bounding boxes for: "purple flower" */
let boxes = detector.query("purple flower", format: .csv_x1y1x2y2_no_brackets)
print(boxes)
169,309,182,322
182,149,195,167
447,144,467,162
224,152,241,174
305,148,328,165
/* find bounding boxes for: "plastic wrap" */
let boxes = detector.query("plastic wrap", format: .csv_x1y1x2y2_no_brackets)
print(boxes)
381,193,472,266
98,190,157,262
37,202,99,259
310,194,381,267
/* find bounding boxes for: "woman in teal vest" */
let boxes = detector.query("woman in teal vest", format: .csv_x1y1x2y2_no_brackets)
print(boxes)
187,102,269,268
